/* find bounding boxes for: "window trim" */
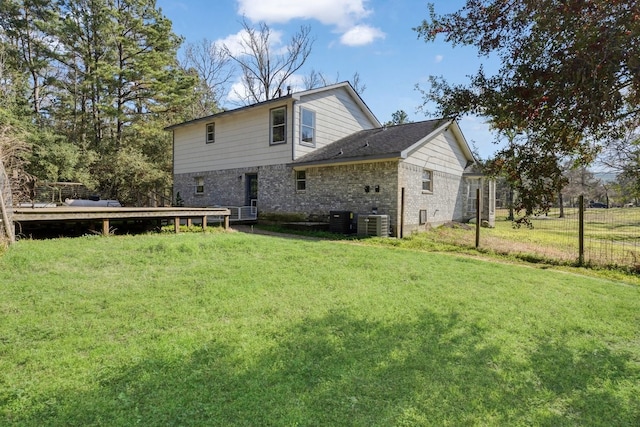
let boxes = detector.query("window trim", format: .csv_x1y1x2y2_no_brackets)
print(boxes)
419,209,427,225
194,177,204,195
206,122,215,144
422,169,433,193
270,106,287,145
300,107,316,147
295,170,306,192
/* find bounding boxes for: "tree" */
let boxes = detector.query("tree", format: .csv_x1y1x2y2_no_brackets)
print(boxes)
385,110,411,126
599,121,640,203
0,21,37,204
560,160,599,206
350,71,366,95
415,0,640,215
181,38,232,117
48,0,195,203
303,69,367,95
0,0,59,118
0,0,197,205
224,18,314,104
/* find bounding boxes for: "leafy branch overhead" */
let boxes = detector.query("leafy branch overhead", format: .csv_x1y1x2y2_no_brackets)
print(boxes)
415,0,640,215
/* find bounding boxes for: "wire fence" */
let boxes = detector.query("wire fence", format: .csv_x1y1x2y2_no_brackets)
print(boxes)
484,196,640,270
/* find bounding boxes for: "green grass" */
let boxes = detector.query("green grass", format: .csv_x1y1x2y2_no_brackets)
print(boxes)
395,208,640,272
1,232,639,425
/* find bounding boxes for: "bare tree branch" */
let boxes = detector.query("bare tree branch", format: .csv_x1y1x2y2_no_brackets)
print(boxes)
181,38,233,115
224,18,314,104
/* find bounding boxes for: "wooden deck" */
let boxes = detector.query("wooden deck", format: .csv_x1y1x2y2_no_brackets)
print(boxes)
12,206,231,236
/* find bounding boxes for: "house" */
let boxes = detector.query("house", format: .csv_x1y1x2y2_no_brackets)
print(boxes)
166,82,494,236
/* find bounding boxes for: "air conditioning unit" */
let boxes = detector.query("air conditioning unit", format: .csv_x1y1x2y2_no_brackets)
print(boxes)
357,214,389,237
329,210,354,234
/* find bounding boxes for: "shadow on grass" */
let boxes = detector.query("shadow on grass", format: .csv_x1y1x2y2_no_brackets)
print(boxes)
12,310,640,426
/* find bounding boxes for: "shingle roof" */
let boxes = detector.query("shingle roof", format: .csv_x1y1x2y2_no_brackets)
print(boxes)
292,119,449,166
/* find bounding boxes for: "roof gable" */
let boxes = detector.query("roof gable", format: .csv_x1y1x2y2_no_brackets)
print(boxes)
291,119,474,167
164,81,379,131
295,82,380,127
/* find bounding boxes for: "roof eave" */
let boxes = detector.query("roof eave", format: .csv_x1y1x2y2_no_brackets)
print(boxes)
290,153,402,169
164,95,294,131
450,119,476,163
399,119,452,158
293,81,381,127
399,119,476,163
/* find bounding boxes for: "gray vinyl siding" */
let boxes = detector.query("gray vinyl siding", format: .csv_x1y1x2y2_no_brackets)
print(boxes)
294,87,378,159
173,102,293,175
399,128,469,231
403,128,468,174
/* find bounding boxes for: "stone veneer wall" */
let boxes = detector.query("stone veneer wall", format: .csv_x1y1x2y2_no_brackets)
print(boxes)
399,162,465,235
174,169,254,207
174,160,467,236
175,161,400,230
292,161,399,230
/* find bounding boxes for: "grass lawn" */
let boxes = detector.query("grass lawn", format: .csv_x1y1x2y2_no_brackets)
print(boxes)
395,208,640,272
1,231,639,426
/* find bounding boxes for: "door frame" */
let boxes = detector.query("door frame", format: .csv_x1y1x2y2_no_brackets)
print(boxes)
245,173,258,207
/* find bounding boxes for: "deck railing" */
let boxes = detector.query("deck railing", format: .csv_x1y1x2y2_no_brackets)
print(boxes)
228,205,258,221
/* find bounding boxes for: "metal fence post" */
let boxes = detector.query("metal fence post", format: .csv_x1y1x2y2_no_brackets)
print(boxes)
475,188,480,248
578,194,584,266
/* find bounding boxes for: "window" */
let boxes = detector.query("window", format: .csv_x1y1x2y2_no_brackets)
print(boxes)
422,169,433,192
296,170,306,191
270,107,286,144
300,108,315,146
419,209,427,225
206,123,215,144
195,177,204,195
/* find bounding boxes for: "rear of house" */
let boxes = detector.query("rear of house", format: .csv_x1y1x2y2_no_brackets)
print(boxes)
169,83,378,211
290,119,482,236
167,82,493,236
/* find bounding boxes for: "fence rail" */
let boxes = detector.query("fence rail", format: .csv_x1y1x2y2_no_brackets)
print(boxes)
205,206,257,224
228,206,258,221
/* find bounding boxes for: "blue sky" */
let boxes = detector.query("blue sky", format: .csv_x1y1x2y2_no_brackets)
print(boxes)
156,0,500,158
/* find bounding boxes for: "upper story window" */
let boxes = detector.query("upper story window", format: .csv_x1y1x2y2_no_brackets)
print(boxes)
206,123,215,144
422,169,433,192
270,106,286,145
300,108,315,146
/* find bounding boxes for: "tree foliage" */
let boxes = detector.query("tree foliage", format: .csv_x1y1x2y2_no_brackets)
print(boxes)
385,110,411,126
600,123,640,203
0,0,197,205
415,0,640,215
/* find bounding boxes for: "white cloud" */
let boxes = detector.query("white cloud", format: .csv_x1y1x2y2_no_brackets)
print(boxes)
236,0,384,46
225,73,307,104
237,0,370,28
215,28,284,57
340,25,385,47
226,79,250,104
435,54,444,63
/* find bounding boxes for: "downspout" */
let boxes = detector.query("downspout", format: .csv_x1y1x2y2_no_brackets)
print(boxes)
400,187,405,238
171,130,175,205
291,99,296,161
